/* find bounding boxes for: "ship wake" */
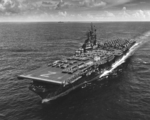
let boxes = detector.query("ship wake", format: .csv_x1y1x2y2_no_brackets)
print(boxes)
99,43,139,78
100,31,150,79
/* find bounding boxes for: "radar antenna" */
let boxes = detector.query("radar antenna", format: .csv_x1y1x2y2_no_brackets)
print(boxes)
82,23,97,52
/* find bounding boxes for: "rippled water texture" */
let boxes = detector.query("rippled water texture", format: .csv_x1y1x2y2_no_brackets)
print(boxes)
0,22,150,120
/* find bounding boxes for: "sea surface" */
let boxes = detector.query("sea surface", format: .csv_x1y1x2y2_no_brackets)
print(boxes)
0,22,150,120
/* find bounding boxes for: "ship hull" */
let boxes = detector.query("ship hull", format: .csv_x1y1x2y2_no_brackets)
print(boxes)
29,42,139,103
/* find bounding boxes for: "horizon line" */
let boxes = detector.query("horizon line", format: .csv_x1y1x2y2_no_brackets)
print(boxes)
0,20,150,23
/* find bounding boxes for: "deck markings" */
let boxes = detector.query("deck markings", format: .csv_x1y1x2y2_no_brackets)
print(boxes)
40,71,57,78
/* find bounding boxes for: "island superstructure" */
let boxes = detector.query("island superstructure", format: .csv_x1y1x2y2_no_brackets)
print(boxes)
18,24,136,103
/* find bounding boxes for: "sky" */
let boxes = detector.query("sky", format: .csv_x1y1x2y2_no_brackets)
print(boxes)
0,0,150,22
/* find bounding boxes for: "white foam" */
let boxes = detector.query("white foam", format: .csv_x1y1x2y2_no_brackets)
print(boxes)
99,43,139,78
42,99,50,103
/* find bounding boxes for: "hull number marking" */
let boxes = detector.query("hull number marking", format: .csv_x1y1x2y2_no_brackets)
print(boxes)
40,71,57,78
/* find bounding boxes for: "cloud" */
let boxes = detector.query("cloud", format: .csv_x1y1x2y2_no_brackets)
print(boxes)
79,0,106,8
0,0,134,17
55,0,72,10
133,10,146,18
0,0,14,9
123,6,126,10
0,4,5,10
42,1,54,6
1,0,150,22
105,11,115,17
104,0,132,5
58,11,67,16
0,0,21,14
41,0,58,8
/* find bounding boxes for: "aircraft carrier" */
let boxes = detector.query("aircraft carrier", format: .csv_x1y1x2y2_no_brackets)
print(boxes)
18,24,137,103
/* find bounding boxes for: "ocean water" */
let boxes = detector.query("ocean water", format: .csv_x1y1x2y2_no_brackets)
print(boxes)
0,22,150,120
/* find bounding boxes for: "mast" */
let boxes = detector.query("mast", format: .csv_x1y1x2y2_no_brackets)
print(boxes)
90,23,93,32
82,23,97,52
90,23,97,46
93,24,97,45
